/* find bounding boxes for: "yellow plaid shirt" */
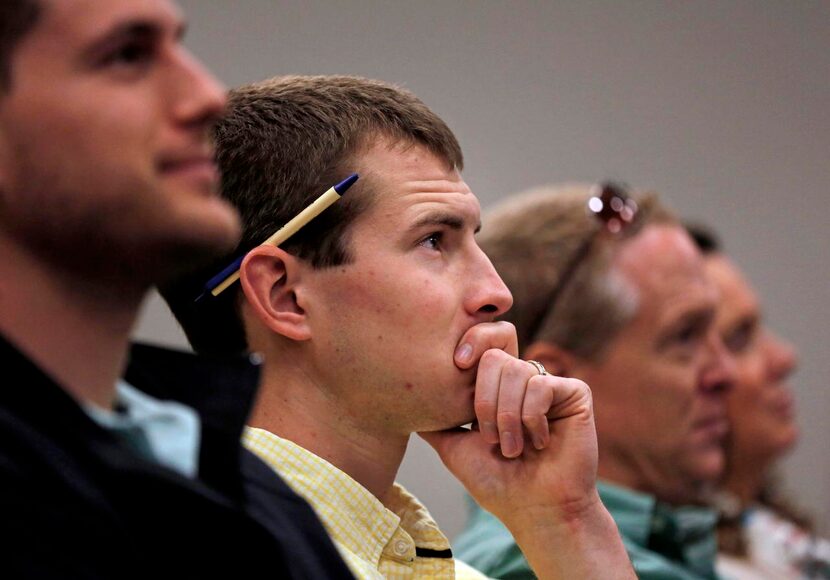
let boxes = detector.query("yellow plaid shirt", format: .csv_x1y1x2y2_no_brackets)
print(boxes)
244,427,489,580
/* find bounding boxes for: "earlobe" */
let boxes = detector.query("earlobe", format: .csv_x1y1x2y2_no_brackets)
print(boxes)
239,246,311,341
524,340,573,377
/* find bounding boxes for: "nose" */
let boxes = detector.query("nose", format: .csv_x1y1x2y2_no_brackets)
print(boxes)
700,329,736,395
467,244,513,319
169,46,227,129
765,330,798,383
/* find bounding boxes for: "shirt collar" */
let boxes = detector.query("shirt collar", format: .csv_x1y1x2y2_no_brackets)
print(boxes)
124,343,261,433
124,343,262,497
598,480,657,545
244,428,452,567
598,480,719,578
0,334,250,436
83,379,201,478
0,332,261,498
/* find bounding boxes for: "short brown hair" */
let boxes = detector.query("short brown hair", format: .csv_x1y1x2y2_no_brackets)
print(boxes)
162,75,463,355
479,183,675,358
0,0,41,92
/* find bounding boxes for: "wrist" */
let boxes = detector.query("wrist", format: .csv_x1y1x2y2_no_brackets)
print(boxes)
505,490,610,541
504,493,634,580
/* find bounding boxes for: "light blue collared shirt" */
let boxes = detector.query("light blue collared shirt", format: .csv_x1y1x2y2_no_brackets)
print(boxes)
84,380,201,478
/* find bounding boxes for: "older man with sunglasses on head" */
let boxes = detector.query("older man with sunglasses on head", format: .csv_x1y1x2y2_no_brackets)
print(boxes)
455,183,737,580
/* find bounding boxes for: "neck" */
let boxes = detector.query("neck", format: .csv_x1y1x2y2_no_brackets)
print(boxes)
250,353,408,505
720,450,772,507
598,452,705,506
0,237,145,409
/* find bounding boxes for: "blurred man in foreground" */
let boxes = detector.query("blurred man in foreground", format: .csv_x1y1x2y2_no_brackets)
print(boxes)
0,1,351,577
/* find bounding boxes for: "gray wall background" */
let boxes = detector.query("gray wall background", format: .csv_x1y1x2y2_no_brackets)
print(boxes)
136,0,829,537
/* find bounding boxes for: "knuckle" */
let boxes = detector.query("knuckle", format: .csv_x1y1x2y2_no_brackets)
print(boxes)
496,410,521,426
503,357,527,377
479,349,505,367
527,375,554,398
526,375,547,390
495,320,516,333
474,400,497,415
572,378,592,396
524,379,551,406
521,413,546,429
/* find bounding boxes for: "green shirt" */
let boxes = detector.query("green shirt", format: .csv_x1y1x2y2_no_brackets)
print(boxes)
455,481,720,579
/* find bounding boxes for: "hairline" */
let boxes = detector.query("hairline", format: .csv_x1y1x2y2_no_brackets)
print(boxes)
479,185,674,360
302,132,461,269
0,0,43,93
541,237,643,362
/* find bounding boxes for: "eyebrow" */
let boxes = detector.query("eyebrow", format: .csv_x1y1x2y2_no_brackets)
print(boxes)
410,212,482,234
82,18,185,60
656,306,714,348
726,312,759,335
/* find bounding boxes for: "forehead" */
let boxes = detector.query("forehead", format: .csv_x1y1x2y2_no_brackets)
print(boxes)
31,0,181,48
351,140,480,236
617,224,717,326
704,255,759,319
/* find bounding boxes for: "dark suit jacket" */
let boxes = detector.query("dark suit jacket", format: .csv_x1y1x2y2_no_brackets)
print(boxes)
0,336,352,579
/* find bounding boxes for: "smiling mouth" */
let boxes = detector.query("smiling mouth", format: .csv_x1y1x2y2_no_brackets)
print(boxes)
160,156,218,181
158,144,219,188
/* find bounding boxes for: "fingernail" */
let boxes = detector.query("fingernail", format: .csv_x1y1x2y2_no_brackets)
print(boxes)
532,433,546,450
500,431,518,457
455,343,473,363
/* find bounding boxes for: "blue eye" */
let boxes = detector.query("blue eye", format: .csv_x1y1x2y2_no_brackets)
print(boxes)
419,232,443,250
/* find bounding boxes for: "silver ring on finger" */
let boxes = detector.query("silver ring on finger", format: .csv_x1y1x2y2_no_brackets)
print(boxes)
526,359,548,376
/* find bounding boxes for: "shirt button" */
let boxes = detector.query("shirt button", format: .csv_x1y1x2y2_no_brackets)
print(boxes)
394,540,410,556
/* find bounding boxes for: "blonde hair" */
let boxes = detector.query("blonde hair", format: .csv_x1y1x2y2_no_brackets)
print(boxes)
479,183,675,358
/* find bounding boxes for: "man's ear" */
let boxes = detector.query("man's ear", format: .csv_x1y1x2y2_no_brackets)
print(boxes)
524,340,578,377
239,245,311,341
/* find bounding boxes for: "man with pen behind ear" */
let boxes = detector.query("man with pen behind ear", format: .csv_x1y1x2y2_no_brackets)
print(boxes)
0,1,352,577
162,75,634,579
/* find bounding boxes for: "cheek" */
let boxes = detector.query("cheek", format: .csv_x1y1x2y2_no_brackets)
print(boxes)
340,271,450,325
639,364,696,405
733,360,768,396
727,387,770,437
411,275,453,315
334,271,402,320
727,364,767,415
727,388,781,447
20,106,152,197
643,369,703,431
727,381,760,408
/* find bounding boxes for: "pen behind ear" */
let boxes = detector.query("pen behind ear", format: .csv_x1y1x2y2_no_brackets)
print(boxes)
197,173,359,300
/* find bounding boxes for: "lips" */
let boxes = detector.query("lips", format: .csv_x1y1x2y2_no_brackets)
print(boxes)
768,387,795,420
158,150,219,190
694,413,730,441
